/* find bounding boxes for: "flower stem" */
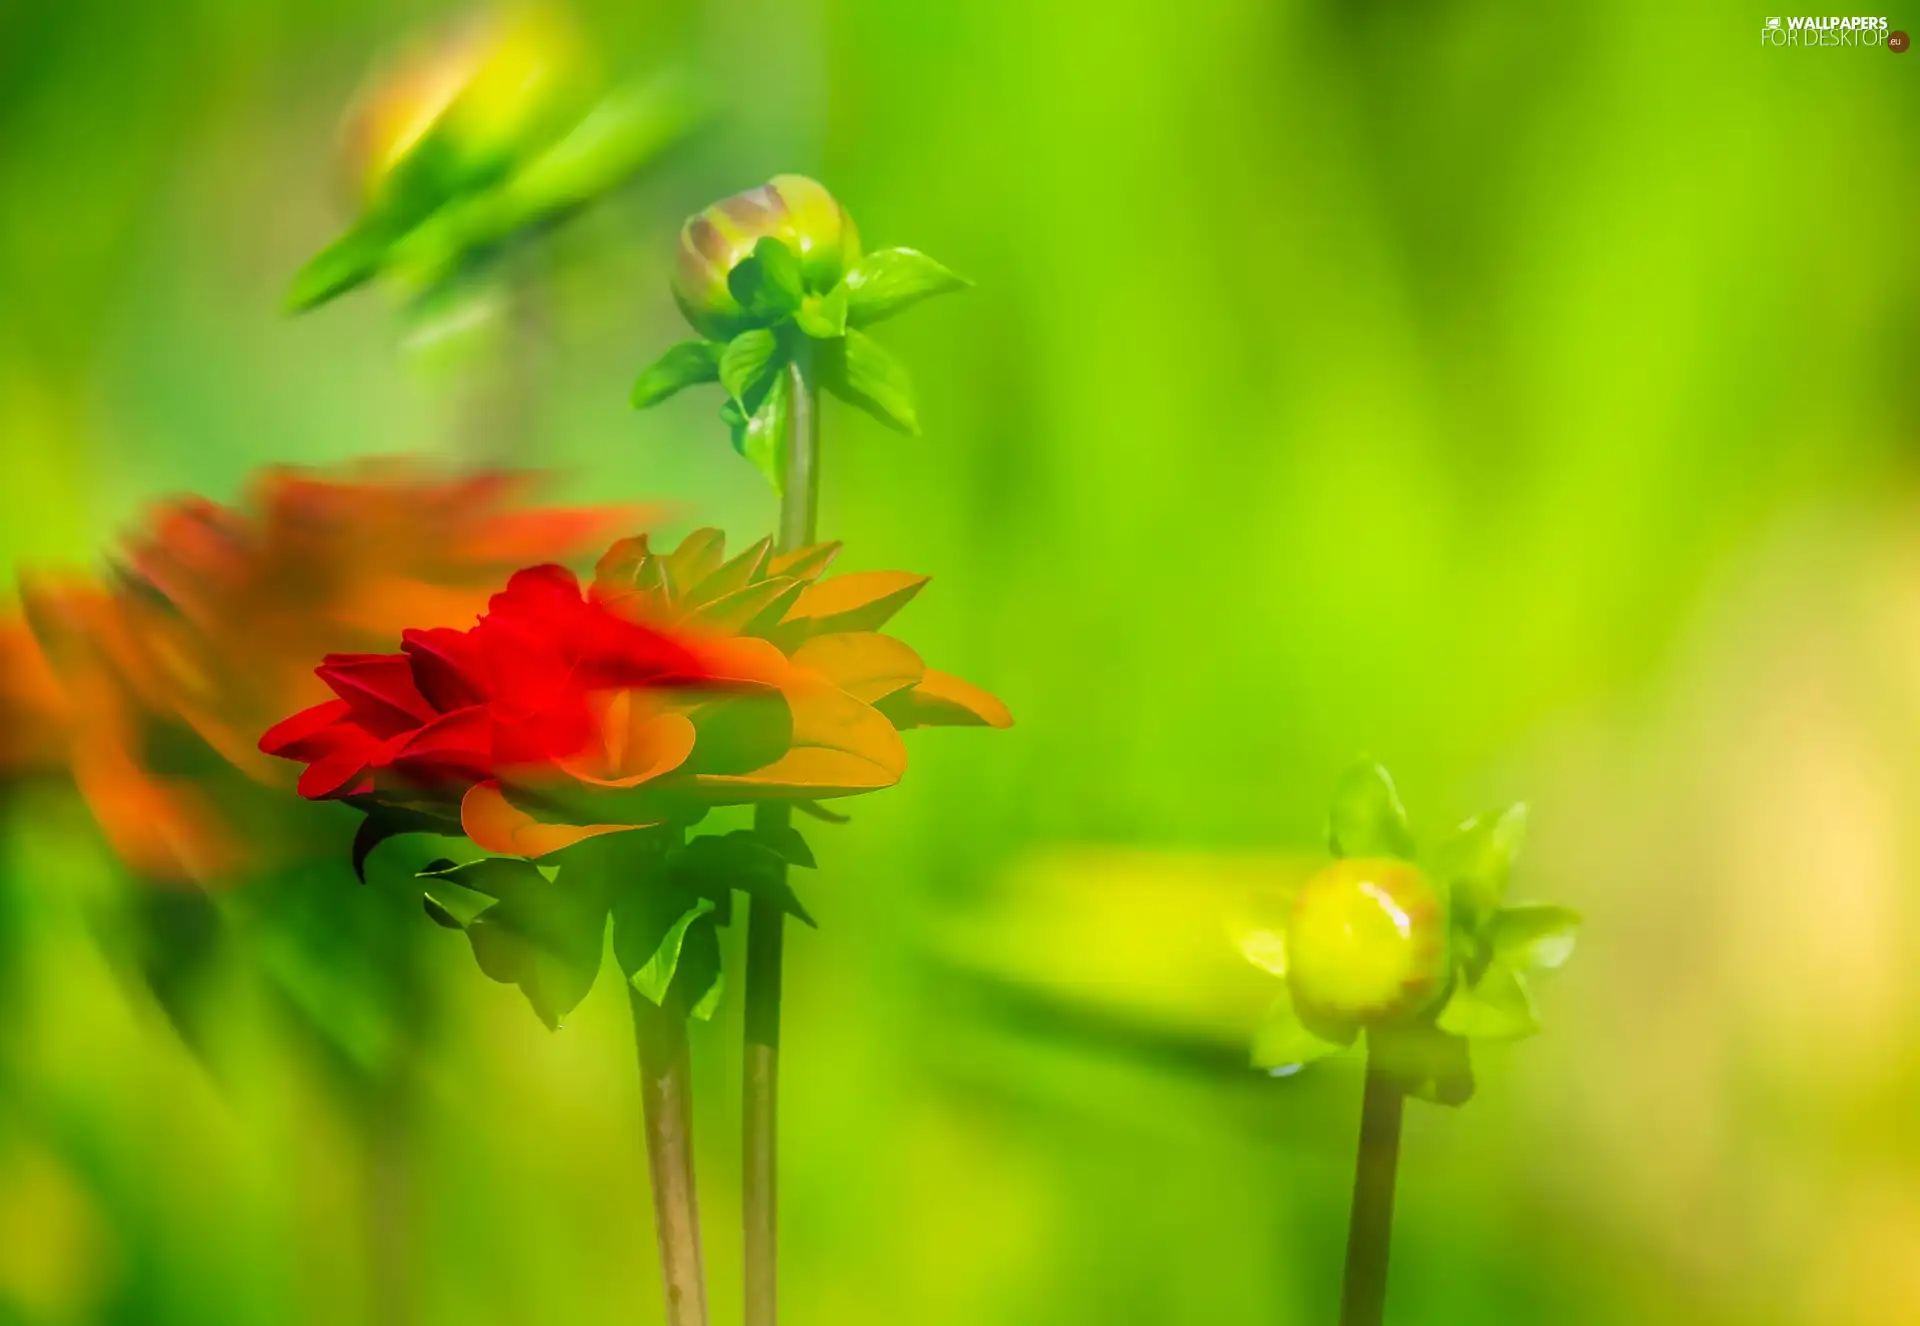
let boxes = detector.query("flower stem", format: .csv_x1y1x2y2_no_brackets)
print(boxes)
632,982,710,1326
1339,1063,1405,1326
743,349,820,1326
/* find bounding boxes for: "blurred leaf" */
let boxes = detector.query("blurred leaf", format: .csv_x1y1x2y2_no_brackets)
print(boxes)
1250,990,1350,1070
1437,957,1539,1041
1435,804,1528,926
1327,761,1415,860
1237,923,1289,978
499,75,705,226
286,219,394,312
728,237,804,322
759,822,816,869
843,247,970,327
632,340,722,409
614,891,716,1006
794,286,849,339
669,831,816,926
822,329,920,434
1491,903,1581,972
720,328,782,407
1370,1021,1474,1106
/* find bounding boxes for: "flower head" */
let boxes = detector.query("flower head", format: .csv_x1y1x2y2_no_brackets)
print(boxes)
1238,762,1579,1105
671,175,862,339
632,177,971,489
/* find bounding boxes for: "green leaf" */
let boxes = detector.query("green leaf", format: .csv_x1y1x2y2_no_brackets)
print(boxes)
459,860,611,1030
680,913,726,1021
738,363,792,493
822,329,919,434
719,328,782,407
668,831,817,927
1327,761,1415,860
758,823,816,869
727,237,804,322
1490,903,1581,972
286,218,396,312
497,74,705,228
842,247,970,327
616,894,717,1006
794,285,849,339
1435,804,1528,925
1369,1022,1475,1106
632,340,723,409
1437,957,1539,1041
1250,990,1352,1071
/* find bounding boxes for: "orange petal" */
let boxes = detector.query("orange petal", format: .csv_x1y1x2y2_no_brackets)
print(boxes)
696,576,804,634
791,631,925,704
783,571,927,633
685,536,771,607
887,668,1014,729
561,708,697,788
665,528,727,596
768,541,841,582
461,780,648,859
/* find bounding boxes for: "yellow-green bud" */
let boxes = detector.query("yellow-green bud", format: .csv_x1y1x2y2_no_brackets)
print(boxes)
1287,858,1448,1027
672,175,862,338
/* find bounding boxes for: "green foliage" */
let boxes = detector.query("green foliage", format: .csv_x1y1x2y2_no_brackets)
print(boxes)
1326,761,1415,861
1435,804,1528,927
631,340,723,409
720,328,782,407
843,248,969,327
822,329,920,434
727,237,806,324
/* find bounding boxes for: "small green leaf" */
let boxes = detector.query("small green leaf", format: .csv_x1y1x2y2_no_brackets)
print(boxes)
739,364,792,493
620,896,717,1006
1435,804,1528,925
1251,990,1352,1071
286,219,396,312
794,285,849,339
720,328,782,407
822,329,919,434
680,914,726,1021
1436,958,1539,1041
727,237,804,322
758,823,816,869
1490,903,1581,972
1327,761,1415,860
632,340,723,409
842,247,970,327
669,831,817,927
1369,1022,1475,1106
352,806,457,883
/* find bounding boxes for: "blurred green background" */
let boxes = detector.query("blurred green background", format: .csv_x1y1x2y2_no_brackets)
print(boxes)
4,0,1920,1322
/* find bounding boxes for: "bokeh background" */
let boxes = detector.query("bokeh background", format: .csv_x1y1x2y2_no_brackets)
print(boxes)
3,0,1919,1322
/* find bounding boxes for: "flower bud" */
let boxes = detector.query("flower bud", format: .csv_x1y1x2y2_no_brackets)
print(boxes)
1287,858,1448,1027
341,6,586,209
672,175,862,338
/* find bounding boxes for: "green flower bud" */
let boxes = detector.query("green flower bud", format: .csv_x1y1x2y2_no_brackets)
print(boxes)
672,175,862,338
1288,858,1449,1027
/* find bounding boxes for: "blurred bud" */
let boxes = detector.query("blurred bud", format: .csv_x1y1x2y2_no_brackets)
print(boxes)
1287,858,1449,1026
341,6,588,212
672,175,862,338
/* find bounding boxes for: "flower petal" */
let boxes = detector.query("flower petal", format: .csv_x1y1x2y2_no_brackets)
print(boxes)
790,631,925,704
879,668,1013,729
460,780,649,859
782,571,927,633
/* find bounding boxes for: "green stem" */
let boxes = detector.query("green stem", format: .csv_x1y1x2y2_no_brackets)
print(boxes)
1339,1064,1405,1326
743,350,820,1326
632,982,710,1326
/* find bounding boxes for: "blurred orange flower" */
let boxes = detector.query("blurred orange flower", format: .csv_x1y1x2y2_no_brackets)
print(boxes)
11,463,642,881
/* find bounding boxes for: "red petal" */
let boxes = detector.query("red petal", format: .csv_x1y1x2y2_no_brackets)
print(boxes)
259,699,352,757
